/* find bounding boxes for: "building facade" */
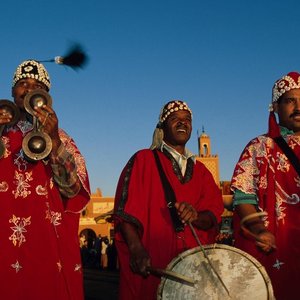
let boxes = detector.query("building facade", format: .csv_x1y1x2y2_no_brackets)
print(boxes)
79,188,114,245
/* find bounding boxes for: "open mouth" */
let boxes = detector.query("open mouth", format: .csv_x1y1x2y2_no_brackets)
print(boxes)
177,128,187,133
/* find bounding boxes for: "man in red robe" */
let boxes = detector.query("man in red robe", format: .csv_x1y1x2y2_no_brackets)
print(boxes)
114,100,224,300
231,71,300,300
0,60,90,300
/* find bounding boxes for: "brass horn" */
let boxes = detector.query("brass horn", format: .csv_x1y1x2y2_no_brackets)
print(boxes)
22,89,53,161
0,100,20,158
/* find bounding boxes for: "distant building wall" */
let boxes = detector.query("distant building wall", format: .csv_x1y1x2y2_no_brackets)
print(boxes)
79,188,114,241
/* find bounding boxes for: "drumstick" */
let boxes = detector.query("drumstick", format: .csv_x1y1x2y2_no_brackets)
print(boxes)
147,266,195,286
240,212,276,249
188,221,231,297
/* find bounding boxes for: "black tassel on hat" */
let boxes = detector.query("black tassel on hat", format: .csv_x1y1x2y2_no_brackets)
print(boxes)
12,44,88,91
42,43,88,70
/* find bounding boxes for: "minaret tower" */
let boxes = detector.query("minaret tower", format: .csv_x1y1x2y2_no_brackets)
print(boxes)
197,127,220,186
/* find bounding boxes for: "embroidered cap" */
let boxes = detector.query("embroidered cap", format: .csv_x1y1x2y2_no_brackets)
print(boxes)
159,100,192,124
272,71,300,103
268,72,300,138
150,100,192,150
12,60,51,91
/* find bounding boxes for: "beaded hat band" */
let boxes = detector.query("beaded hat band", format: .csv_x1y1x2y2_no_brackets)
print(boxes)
12,60,51,90
150,100,192,150
268,71,300,137
159,100,192,124
272,71,300,103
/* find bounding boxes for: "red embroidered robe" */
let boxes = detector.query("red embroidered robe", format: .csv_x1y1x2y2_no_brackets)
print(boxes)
0,123,90,300
114,149,223,300
231,134,300,300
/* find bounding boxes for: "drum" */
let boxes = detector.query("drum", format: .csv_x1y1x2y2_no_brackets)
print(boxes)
157,244,274,300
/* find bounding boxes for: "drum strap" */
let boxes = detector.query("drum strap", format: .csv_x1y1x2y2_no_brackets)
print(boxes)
153,150,184,232
273,136,300,177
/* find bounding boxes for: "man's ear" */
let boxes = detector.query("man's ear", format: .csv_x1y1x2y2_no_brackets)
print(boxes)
159,122,166,130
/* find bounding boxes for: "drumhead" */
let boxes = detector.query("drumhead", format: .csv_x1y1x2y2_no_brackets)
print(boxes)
157,244,274,300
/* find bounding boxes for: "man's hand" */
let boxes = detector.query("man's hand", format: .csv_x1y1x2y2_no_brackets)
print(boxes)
175,201,198,224
175,202,216,230
256,230,276,252
33,105,61,154
120,221,151,277
0,108,13,125
129,243,151,277
237,204,276,252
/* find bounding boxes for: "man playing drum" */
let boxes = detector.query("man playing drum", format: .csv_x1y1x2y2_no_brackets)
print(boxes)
114,100,224,300
231,71,300,299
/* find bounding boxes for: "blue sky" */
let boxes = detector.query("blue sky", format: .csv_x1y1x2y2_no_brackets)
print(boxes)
1,0,300,195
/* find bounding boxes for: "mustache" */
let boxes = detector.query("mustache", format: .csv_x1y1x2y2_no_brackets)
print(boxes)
176,124,188,130
290,111,300,118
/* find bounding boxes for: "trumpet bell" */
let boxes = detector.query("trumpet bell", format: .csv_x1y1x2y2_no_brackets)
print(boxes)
24,89,52,115
22,131,52,161
22,89,53,161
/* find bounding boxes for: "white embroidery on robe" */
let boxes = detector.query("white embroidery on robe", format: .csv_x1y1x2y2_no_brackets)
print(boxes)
275,182,287,222
295,176,300,188
276,152,290,172
2,136,11,158
57,261,62,272
74,264,82,272
14,149,28,172
45,210,62,226
6,126,18,133
36,184,48,197
45,202,62,226
258,174,267,189
259,212,270,228
11,260,22,273
60,130,89,192
276,181,300,205
12,170,33,199
43,159,49,166
17,120,33,135
9,215,31,247
273,259,284,270
0,181,9,192
285,194,300,204
289,140,297,149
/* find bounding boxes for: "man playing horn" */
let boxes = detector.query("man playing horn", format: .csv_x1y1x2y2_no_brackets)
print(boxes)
0,60,90,300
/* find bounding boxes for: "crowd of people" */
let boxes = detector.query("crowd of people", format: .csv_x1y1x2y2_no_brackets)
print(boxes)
80,234,118,271
0,53,299,300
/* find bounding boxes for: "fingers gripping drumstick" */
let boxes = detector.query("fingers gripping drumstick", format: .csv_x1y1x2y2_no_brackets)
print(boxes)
240,212,276,249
